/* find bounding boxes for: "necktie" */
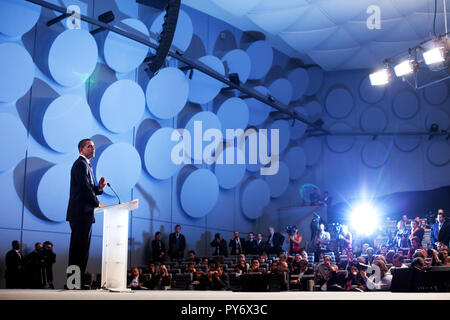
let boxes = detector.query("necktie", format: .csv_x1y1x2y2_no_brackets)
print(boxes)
87,162,95,185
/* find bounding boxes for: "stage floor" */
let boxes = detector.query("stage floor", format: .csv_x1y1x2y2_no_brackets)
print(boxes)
0,290,450,300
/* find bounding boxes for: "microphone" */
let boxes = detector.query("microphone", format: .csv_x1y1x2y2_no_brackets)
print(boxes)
107,183,121,204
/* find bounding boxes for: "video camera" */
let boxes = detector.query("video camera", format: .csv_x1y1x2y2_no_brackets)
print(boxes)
285,225,297,236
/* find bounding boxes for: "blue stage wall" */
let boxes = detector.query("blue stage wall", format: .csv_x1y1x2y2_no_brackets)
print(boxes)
0,0,448,288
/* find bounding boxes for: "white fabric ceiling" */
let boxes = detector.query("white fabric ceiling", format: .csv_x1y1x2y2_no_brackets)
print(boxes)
182,0,450,71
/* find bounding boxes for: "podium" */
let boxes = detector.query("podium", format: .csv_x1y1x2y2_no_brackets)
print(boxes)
94,199,138,291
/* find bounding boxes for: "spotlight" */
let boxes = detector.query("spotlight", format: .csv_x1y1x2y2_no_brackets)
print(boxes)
349,203,379,236
423,47,445,65
394,60,415,77
369,68,390,86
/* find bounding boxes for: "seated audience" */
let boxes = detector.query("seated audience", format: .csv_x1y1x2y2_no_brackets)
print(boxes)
338,250,355,271
268,261,289,291
389,253,408,272
289,259,314,291
189,270,208,290
206,266,229,290
410,257,426,270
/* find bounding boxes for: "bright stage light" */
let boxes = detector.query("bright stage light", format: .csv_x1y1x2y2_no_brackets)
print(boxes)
369,68,390,86
423,47,445,65
394,60,414,77
349,203,379,235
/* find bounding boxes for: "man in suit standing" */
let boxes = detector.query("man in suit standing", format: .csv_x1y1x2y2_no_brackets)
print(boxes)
244,232,257,254
267,227,285,255
151,231,166,262
434,210,450,247
4,240,24,288
255,233,266,255
169,225,186,260
229,231,245,255
67,139,106,279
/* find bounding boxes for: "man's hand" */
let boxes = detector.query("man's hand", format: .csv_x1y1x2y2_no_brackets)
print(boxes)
98,203,106,208
98,177,107,189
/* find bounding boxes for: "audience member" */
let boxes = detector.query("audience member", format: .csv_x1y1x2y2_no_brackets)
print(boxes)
42,241,56,289
151,231,166,263
243,232,257,254
168,225,186,260
409,220,424,246
128,267,147,290
207,266,229,290
229,231,245,255
340,225,353,251
289,259,314,291
27,242,44,288
366,247,375,265
255,233,266,255
210,233,228,257
338,250,355,271
268,261,289,291
407,237,427,259
397,215,409,232
267,227,284,255
4,240,24,289
390,253,408,272
185,250,200,264
385,250,395,265
410,257,425,270
189,270,208,290
436,210,450,247
158,264,172,289
286,226,302,255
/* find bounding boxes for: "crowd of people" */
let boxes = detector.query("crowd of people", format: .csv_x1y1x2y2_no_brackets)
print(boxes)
4,240,56,289
4,210,449,291
127,209,450,291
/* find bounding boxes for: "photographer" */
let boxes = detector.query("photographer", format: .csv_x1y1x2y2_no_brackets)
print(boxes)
285,226,302,255
339,225,353,251
207,266,230,290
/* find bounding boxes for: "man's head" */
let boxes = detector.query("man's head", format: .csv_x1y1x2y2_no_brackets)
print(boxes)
319,224,325,232
380,244,388,254
324,255,332,266
201,257,209,265
12,240,20,251
348,251,354,260
411,257,425,270
238,254,246,262
278,261,288,272
439,248,449,261
155,231,161,240
131,267,139,277
234,231,239,238
268,227,274,235
175,224,181,233
397,248,404,256
367,247,374,256
188,250,196,259
411,220,418,229
299,259,309,272
35,242,42,251
402,215,408,222
251,258,259,269
78,139,95,159
257,233,263,240
279,252,286,261
43,241,53,250
248,232,254,240
438,210,445,223
393,253,405,267
187,263,196,273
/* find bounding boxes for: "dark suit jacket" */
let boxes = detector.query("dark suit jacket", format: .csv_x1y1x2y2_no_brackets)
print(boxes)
255,240,267,255
266,232,285,253
244,239,258,254
151,240,166,261
66,156,103,223
168,233,186,258
412,228,424,245
438,219,450,246
210,239,228,257
5,249,24,288
229,237,245,255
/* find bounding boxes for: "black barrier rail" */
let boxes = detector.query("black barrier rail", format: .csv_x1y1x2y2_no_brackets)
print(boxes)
26,0,450,139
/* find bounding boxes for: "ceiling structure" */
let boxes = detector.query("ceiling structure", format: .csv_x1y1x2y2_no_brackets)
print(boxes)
182,0,450,71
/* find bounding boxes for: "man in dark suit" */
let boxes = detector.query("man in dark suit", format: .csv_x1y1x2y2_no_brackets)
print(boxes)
255,233,266,255
435,210,450,247
169,224,186,260
244,232,257,254
4,240,24,288
229,231,245,255
151,231,166,262
66,139,106,278
267,227,285,255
